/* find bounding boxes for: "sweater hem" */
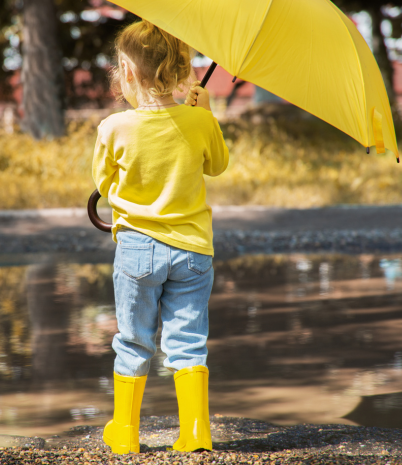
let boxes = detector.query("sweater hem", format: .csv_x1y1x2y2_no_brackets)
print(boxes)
113,223,214,257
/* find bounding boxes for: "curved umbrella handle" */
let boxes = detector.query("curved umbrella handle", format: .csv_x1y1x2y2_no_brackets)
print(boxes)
87,189,112,233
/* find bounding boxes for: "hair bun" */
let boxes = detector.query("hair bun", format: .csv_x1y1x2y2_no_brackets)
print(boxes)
111,20,193,101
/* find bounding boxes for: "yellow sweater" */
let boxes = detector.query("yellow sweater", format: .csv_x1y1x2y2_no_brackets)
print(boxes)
92,105,229,256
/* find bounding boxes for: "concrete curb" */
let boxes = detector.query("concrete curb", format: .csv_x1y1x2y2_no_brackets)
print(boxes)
2,204,402,218
0,208,111,218
0,206,279,218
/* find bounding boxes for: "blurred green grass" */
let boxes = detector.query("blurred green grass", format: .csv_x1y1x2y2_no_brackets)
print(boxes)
1,107,401,210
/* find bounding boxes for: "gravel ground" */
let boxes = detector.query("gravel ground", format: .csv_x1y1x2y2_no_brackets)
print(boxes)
2,229,402,264
3,228,402,257
1,416,402,464
214,229,402,258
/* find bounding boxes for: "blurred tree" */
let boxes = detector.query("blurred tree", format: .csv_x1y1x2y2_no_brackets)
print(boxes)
56,1,137,109
333,1,401,111
368,6,396,108
22,0,65,138
1,0,400,135
0,0,137,138
0,0,18,101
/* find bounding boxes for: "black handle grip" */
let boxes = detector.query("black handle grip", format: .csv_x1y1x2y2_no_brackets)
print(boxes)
200,61,217,88
87,189,112,233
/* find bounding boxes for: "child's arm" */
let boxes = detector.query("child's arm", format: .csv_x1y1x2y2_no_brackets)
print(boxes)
184,81,229,176
185,81,229,176
92,125,118,198
203,116,229,177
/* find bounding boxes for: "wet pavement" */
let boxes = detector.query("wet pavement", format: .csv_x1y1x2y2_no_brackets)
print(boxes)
1,251,402,439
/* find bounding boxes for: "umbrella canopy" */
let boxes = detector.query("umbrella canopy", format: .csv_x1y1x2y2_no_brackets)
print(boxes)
109,0,399,160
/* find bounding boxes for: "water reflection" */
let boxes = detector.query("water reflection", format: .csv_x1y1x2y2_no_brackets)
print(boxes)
379,258,402,290
27,264,70,382
345,391,402,428
1,254,402,436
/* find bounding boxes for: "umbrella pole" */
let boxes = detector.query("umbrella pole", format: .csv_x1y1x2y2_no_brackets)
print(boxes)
200,62,217,88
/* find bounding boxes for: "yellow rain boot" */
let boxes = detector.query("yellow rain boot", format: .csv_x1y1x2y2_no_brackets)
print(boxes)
173,365,212,452
103,372,147,454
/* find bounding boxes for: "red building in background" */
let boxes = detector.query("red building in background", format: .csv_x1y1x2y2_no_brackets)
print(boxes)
0,5,402,124
3,61,401,123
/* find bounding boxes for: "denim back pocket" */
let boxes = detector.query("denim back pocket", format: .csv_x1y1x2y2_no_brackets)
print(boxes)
187,251,213,275
121,243,153,280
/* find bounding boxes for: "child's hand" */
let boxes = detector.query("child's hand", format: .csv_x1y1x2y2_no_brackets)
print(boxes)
185,80,212,111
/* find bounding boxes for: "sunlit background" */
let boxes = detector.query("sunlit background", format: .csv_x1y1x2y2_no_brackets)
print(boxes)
1,0,402,441
0,2,401,210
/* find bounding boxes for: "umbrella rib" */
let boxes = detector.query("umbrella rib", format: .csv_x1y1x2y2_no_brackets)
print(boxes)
324,0,369,148
235,0,274,78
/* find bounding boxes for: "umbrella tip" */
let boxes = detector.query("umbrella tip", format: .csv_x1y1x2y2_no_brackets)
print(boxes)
232,76,237,83
366,147,370,154
397,157,400,164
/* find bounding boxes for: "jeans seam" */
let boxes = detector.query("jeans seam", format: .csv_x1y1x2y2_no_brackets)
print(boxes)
150,243,154,277
167,245,171,278
122,269,152,280
187,251,194,274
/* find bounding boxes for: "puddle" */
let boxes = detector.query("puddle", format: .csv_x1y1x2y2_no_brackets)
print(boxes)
1,254,402,437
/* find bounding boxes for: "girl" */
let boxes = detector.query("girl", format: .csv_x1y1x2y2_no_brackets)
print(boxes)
92,20,229,454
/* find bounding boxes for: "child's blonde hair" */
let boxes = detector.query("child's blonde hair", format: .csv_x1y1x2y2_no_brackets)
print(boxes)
111,20,193,104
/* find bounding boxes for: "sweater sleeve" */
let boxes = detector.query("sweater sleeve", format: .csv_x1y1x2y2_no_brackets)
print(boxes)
92,124,118,198
203,115,229,177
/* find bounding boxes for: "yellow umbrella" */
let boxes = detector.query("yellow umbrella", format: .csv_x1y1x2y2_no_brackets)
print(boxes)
107,0,400,161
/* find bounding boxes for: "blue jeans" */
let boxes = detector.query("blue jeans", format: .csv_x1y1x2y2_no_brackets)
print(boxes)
112,228,214,377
